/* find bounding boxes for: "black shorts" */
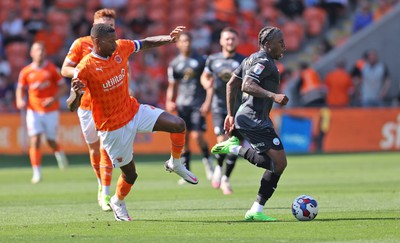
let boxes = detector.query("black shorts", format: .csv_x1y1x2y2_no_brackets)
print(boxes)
212,111,227,136
177,106,206,132
212,112,244,140
237,127,284,153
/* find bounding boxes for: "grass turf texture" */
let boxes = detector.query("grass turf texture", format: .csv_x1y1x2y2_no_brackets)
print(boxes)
0,153,399,242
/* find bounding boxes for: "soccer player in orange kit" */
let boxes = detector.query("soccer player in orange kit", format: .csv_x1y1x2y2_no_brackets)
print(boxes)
61,9,116,211
67,24,198,221
16,42,69,184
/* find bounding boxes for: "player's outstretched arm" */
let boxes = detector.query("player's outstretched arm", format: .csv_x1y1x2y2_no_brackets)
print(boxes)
139,26,185,50
66,78,84,112
242,76,289,105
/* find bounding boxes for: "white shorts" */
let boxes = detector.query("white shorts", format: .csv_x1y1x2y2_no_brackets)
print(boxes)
26,109,59,140
77,108,99,144
99,104,164,168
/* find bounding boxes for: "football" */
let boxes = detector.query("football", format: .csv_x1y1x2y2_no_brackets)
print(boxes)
292,195,318,221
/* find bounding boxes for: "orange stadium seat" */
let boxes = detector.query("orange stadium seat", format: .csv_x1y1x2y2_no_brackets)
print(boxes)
0,0,17,10
126,0,147,10
282,21,304,52
261,5,280,24
54,0,84,10
5,42,29,82
148,0,168,8
20,0,44,9
0,10,9,23
169,8,191,25
85,0,100,11
193,0,209,9
303,7,327,37
148,8,167,22
258,0,277,7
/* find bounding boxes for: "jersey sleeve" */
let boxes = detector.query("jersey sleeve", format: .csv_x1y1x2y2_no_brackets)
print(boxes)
66,39,83,65
17,68,29,88
204,56,213,74
245,59,271,84
74,62,88,87
118,39,142,57
232,59,245,79
167,65,176,83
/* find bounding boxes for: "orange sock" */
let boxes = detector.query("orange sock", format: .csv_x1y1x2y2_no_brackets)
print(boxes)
90,153,101,180
53,144,60,153
100,148,113,186
116,174,133,201
170,131,185,159
29,147,42,167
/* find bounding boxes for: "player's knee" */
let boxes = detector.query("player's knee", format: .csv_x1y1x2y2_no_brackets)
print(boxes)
172,116,186,133
274,159,287,174
124,171,138,184
192,132,203,143
88,147,100,156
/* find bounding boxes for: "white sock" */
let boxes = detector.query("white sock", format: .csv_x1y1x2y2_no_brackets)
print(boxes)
229,145,242,155
250,201,264,213
170,156,181,167
111,194,123,204
32,166,41,178
102,185,110,196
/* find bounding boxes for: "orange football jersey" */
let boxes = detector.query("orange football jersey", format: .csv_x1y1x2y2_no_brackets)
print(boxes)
75,39,141,131
66,36,93,110
17,61,64,112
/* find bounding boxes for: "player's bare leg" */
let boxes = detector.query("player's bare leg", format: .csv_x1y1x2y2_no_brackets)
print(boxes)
29,134,42,184
47,139,68,170
109,161,137,221
153,112,198,184
192,130,214,181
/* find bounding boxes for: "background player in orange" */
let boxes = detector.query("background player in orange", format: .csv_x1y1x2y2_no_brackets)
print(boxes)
16,41,69,184
67,24,198,221
61,9,116,211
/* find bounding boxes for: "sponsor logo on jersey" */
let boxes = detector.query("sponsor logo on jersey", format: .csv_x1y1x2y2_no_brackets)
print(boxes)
273,138,280,145
254,63,265,75
103,68,125,91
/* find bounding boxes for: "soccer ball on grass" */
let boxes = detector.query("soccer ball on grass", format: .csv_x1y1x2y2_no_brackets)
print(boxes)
292,195,318,221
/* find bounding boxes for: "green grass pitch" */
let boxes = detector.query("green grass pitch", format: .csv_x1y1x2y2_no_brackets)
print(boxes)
0,152,399,242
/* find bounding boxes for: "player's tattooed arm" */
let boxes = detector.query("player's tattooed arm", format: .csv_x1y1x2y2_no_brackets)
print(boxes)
66,78,84,112
242,76,289,105
140,26,185,50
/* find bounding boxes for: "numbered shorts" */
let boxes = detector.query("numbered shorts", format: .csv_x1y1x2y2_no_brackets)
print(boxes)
99,104,164,168
26,109,59,140
77,108,99,144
